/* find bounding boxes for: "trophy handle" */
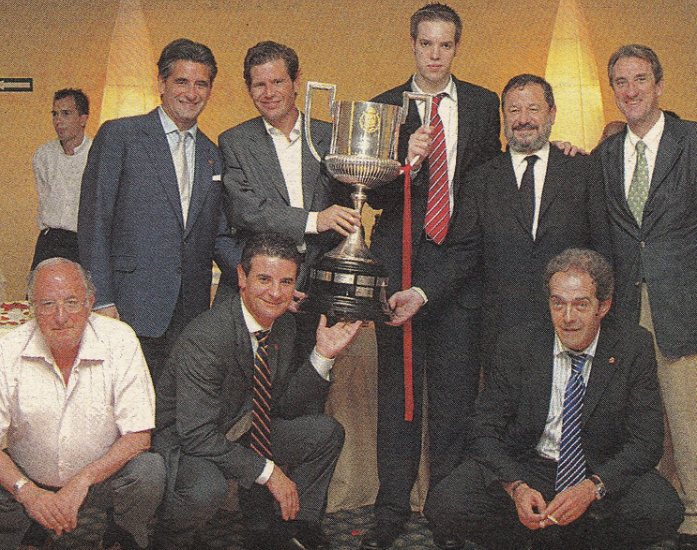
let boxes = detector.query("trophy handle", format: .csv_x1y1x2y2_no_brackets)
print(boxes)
304,81,337,163
400,92,432,124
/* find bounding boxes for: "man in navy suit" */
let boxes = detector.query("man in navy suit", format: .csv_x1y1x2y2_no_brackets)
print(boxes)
594,44,697,550
78,38,238,382
425,249,683,550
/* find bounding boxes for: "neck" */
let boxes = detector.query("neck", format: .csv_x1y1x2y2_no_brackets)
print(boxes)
270,107,299,140
52,349,78,384
628,109,661,139
414,73,450,95
60,133,84,155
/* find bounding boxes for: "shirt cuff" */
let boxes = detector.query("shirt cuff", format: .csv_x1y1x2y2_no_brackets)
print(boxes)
305,212,319,235
310,348,335,380
411,287,428,304
255,459,275,485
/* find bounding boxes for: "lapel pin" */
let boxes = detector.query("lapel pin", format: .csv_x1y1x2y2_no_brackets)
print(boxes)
209,159,213,165
274,344,279,351
609,357,615,364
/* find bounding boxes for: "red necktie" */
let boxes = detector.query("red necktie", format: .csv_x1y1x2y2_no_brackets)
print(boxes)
250,329,272,459
424,92,450,244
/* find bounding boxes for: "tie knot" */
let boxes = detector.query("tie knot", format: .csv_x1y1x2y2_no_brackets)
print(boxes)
430,92,447,115
635,140,646,154
524,154,539,167
255,329,271,344
568,352,587,374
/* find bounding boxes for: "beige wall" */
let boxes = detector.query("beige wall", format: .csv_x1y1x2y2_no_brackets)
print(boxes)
1,0,695,299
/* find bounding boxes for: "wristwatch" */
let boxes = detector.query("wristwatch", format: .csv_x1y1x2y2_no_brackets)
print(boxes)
13,476,29,497
590,475,606,500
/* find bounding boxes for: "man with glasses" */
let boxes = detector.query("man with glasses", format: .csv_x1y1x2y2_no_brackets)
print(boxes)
0,258,164,550
31,89,91,269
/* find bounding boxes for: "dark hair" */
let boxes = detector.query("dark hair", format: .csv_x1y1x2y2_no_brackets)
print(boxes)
608,44,663,87
243,41,300,88
501,74,555,110
240,232,302,275
410,3,462,44
27,258,96,302
54,88,89,116
544,249,614,303
157,38,217,84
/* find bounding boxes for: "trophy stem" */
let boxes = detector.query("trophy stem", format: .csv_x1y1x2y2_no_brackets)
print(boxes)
325,183,378,263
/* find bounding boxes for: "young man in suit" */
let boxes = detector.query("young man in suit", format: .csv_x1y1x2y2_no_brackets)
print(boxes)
152,232,361,550
78,38,239,383
361,5,501,548
424,249,683,550
594,44,697,550
389,74,612,365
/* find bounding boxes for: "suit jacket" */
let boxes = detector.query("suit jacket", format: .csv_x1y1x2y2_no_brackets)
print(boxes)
152,292,332,490
218,115,347,290
594,114,697,358
416,146,612,350
78,109,237,337
367,76,501,299
473,320,664,495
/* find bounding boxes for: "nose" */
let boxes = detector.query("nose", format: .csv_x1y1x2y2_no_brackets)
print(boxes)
269,280,282,298
55,303,70,324
563,303,576,323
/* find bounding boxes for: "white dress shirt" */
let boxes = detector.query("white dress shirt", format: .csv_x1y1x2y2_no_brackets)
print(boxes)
158,107,197,218
623,111,665,197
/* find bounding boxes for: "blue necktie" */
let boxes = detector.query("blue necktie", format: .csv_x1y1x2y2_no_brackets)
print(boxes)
555,353,587,492
250,329,272,459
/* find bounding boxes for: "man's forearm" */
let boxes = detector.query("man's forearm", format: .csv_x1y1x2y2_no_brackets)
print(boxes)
0,449,30,496
72,431,151,487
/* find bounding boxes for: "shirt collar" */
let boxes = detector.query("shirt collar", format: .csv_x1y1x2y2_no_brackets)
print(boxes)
410,75,457,104
263,112,302,143
240,297,273,335
553,327,600,360
158,106,198,139
70,135,91,154
625,111,664,154
21,315,108,366
510,141,551,169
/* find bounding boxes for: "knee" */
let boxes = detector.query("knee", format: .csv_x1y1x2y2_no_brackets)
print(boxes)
315,415,345,456
118,452,166,500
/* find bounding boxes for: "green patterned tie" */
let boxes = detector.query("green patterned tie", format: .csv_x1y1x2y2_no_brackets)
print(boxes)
627,140,649,225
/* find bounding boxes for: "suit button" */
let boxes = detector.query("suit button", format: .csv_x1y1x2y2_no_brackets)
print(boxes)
634,281,641,287
177,267,182,274
640,241,646,248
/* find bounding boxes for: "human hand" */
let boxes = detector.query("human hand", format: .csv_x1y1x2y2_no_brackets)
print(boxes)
287,290,306,314
265,466,300,520
543,479,595,527
17,483,73,536
314,315,362,359
317,205,361,236
551,140,588,157
510,483,548,530
387,288,425,326
54,474,91,532
407,125,434,169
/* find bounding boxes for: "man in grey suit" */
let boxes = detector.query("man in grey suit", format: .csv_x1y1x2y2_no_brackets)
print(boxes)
594,44,697,550
152,232,361,550
78,38,238,383
424,249,683,550
218,41,358,295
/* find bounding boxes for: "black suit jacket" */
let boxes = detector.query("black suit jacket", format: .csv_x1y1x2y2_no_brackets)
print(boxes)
152,293,332,490
219,115,347,290
367,77,501,299
415,146,612,348
594,114,697,358
472,320,664,495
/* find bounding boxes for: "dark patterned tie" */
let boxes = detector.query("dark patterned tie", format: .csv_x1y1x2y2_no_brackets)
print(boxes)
250,329,272,459
555,353,588,493
627,140,649,226
519,155,538,236
424,92,450,244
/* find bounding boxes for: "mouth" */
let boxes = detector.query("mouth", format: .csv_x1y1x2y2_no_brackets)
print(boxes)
514,124,538,132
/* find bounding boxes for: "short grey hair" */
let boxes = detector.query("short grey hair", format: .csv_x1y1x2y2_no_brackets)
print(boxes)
544,249,614,303
27,258,96,302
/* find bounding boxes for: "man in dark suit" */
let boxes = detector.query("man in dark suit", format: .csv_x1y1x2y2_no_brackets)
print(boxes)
360,5,501,548
594,44,697,550
219,41,358,295
78,38,238,383
424,249,683,550
152,232,361,550
389,74,611,363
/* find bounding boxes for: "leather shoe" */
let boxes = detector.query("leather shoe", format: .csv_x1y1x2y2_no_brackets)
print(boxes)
680,534,697,550
359,523,404,550
291,521,331,550
433,530,465,550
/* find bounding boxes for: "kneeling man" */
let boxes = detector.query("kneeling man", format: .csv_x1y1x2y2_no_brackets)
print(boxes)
153,232,361,550
0,258,164,550
425,249,683,550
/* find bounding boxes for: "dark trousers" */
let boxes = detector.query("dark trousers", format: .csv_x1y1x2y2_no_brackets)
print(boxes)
425,456,684,550
31,228,79,269
154,415,345,549
373,303,481,527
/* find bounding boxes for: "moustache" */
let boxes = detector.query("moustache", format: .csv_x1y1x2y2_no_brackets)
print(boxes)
513,123,538,131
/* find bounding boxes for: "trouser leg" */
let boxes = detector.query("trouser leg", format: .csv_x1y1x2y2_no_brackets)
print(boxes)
0,486,30,550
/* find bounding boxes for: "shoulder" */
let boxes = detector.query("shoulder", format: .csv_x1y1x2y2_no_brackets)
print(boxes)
88,313,140,348
0,320,38,360
371,79,412,104
465,150,510,181
599,318,653,354
453,77,500,107
219,117,264,143
34,139,60,157
664,115,697,142
94,111,156,142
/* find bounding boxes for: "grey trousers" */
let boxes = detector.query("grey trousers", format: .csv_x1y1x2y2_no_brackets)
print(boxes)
0,452,165,550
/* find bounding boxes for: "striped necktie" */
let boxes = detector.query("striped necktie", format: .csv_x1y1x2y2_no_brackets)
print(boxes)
424,92,450,244
250,329,273,459
555,352,588,493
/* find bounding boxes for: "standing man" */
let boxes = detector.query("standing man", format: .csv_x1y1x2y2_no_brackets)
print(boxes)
31,89,91,269
0,258,164,550
594,44,697,550
424,249,683,550
79,38,238,383
153,232,361,550
390,74,611,363
362,4,501,548
219,40,358,295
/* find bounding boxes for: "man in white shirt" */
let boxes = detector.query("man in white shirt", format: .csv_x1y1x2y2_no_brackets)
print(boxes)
31,89,91,269
424,249,682,550
0,258,164,550
594,44,697,550
152,232,361,550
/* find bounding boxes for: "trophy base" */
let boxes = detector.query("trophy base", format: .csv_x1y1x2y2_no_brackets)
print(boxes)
301,255,391,323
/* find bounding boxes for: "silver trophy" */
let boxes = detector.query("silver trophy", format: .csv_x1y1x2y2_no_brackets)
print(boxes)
301,81,431,322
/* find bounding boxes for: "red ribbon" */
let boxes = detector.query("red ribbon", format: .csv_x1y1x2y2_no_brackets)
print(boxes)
401,165,414,422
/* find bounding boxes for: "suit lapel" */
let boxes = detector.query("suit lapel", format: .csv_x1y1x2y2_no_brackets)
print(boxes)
643,121,682,232
232,296,255,385
500,153,534,238
250,120,292,204
528,330,556,437
453,79,475,191
185,132,214,235
536,147,566,240
301,114,322,209
602,132,638,233
583,325,619,424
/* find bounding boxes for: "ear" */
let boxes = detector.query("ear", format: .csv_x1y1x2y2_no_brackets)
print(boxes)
597,298,612,319
237,264,246,290
157,75,166,96
549,104,557,125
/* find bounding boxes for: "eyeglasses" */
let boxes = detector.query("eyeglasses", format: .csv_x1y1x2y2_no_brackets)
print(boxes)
33,298,87,316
